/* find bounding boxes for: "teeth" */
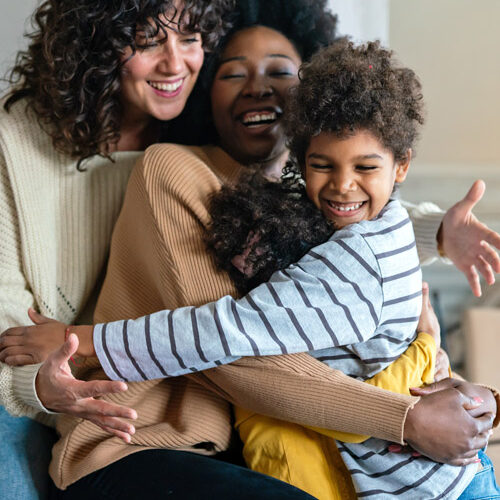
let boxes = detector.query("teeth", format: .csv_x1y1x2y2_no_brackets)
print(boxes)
328,201,364,212
149,80,183,92
242,112,277,124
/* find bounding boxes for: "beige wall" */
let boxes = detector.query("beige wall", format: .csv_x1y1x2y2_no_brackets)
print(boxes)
389,0,500,166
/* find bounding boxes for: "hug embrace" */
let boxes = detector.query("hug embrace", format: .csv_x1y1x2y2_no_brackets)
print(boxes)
0,1,499,499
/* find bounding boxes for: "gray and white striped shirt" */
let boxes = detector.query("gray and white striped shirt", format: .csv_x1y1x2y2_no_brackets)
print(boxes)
95,199,475,498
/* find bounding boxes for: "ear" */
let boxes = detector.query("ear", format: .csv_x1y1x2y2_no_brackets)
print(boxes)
395,149,412,183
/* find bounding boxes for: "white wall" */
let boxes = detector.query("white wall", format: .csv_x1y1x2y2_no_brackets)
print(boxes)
0,0,39,91
328,0,390,46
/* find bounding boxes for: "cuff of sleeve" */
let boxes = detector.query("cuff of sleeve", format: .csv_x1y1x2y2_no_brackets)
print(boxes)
12,364,58,415
411,204,447,264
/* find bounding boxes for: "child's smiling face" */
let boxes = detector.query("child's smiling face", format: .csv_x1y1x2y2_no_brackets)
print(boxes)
305,129,411,229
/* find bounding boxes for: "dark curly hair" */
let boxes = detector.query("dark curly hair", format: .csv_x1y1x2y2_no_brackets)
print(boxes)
287,39,425,165
4,0,233,168
168,0,338,146
206,168,333,294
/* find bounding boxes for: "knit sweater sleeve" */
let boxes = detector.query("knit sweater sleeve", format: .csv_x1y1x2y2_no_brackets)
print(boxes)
0,148,48,417
402,200,445,264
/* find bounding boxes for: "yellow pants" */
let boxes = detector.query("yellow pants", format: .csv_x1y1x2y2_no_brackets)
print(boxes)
235,333,436,500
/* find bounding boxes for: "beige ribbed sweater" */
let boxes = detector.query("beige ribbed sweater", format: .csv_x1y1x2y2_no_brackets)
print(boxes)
0,99,140,419
50,144,429,489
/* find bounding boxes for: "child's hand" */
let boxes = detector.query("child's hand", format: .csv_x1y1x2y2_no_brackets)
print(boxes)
434,348,451,382
416,282,441,348
0,308,68,365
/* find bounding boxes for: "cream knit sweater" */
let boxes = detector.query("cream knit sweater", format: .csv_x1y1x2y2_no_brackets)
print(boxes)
0,99,141,419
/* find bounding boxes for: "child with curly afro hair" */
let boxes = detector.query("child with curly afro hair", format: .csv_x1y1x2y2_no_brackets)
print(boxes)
207,39,498,499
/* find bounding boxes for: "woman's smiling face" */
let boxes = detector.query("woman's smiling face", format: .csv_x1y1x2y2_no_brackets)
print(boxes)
120,9,204,125
210,25,301,166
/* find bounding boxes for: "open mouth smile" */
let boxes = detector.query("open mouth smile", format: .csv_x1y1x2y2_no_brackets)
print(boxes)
148,79,184,96
323,200,368,220
238,109,282,128
326,201,366,212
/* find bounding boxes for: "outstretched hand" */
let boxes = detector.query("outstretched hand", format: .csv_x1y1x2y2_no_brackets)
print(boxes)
37,333,137,443
440,180,500,297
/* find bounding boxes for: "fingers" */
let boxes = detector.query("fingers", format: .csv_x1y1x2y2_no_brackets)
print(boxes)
3,354,36,366
0,326,26,339
473,412,496,434
98,425,133,444
480,240,500,273
477,254,495,286
410,377,462,395
0,345,34,363
464,265,482,298
72,379,130,401
447,454,482,467
0,334,24,349
28,308,53,325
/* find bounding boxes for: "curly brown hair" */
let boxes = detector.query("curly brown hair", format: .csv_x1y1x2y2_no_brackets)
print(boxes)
4,0,233,168
287,39,425,165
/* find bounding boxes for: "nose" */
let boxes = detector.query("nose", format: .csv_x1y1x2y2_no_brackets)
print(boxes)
156,39,183,75
330,172,356,193
241,72,273,99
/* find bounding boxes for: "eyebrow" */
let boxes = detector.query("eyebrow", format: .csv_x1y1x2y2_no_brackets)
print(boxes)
307,153,384,161
219,53,297,66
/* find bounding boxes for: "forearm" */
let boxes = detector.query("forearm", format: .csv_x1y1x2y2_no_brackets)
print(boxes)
189,352,419,444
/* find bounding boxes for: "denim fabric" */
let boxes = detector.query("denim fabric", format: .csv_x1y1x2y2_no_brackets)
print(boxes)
53,449,316,499
0,406,57,500
458,449,500,500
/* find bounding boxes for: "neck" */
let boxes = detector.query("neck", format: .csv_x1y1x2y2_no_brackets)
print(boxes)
116,110,158,152
258,149,290,180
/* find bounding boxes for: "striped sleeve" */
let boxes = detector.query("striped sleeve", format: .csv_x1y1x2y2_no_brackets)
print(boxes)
94,231,383,382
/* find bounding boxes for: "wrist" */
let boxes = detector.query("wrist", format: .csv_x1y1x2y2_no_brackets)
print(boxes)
436,222,447,258
72,325,95,357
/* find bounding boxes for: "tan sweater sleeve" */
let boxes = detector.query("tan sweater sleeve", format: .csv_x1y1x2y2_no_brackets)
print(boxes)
97,144,416,443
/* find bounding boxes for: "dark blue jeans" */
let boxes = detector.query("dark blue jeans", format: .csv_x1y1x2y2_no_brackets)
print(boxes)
458,450,500,499
51,449,315,499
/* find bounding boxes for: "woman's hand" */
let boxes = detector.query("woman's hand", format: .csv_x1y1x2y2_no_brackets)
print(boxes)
404,378,495,465
0,308,67,365
439,180,500,297
416,282,440,347
37,333,137,443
